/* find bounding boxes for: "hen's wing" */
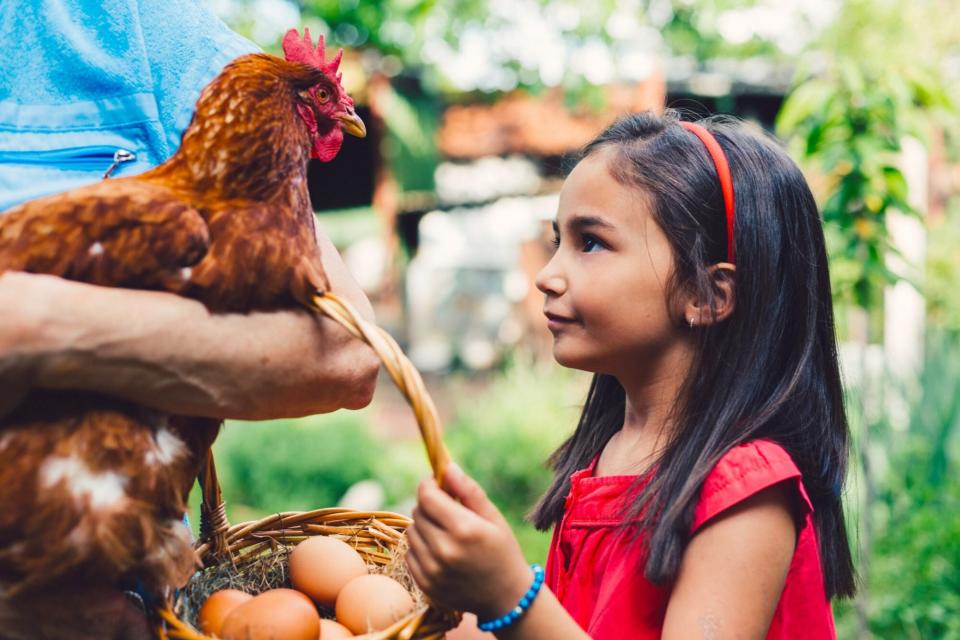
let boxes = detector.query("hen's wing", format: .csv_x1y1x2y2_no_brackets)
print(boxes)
0,179,209,291
179,200,328,311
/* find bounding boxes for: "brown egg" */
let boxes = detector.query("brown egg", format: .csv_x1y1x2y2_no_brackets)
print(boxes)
197,589,253,636
319,618,354,638
220,588,320,640
335,575,415,635
286,587,320,610
289,536,368,607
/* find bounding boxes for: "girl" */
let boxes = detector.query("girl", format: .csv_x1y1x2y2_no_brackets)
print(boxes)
405,110,855,639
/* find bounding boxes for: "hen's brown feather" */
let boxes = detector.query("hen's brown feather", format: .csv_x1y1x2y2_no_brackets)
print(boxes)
0,394,218,595
0,181,210,289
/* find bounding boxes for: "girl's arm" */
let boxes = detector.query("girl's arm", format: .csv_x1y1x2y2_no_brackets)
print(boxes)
662,482,797,639
407,465,591,640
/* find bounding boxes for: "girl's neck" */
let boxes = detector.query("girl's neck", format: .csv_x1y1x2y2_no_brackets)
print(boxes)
595,340,694,476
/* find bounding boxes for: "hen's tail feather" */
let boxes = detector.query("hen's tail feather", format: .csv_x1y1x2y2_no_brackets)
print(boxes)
1,494,198,597
0,401,207,598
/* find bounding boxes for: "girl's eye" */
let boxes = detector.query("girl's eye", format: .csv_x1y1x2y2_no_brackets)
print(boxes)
582,234,604,252
551,235,560,248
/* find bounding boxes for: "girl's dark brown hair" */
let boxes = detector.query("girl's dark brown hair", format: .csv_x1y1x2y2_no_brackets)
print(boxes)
530,109,856,599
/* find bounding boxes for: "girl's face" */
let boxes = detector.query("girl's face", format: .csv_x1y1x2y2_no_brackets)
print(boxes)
535,148,689,376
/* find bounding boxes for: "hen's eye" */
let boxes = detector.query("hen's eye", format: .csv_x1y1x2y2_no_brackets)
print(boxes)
298,89,330,104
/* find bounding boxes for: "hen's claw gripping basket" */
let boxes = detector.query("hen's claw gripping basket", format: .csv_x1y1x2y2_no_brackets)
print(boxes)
157,292,461,639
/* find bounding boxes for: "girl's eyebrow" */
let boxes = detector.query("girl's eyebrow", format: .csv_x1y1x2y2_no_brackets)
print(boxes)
552,214,616,234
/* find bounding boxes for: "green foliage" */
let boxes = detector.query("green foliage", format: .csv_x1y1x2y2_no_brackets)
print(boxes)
778,66,937,311
273,0,786,98
868,334,960,639
295,0,436,57
211,410,385,517
378,83,440,193
866,479,960,639
371,437,434,507
835,331,960,637
924,201,960,333
776,0,958,312
659,0,782,63
444,359,586,521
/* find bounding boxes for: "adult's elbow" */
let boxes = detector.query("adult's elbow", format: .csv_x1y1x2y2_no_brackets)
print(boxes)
239,346,378,419
341,345,379,409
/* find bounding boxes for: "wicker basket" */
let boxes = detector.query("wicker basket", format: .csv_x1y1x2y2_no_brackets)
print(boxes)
155,292,462,639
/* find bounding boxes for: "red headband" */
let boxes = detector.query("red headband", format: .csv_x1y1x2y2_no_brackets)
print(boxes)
679,121,736,264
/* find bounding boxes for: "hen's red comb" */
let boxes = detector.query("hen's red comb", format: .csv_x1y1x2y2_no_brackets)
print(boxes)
282,27,343,76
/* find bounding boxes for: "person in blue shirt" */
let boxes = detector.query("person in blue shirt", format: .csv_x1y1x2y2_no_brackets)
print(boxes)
0,3,379,635
0,0,262,209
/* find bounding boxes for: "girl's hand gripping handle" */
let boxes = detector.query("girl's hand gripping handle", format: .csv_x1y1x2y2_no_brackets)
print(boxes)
405,463,533,620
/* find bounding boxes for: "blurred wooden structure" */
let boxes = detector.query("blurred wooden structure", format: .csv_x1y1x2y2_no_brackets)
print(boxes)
437,74,666,160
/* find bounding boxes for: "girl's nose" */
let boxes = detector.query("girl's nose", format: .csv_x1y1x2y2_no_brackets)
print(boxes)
535,256,566,296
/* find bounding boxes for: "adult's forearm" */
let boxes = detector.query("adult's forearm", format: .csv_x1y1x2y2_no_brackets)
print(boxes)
1,273,379,420
0,216,381,419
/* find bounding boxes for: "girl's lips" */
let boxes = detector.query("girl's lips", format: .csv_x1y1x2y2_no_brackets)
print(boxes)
544,311,577,330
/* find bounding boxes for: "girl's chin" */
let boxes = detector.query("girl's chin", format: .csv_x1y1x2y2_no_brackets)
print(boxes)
552,344,611,373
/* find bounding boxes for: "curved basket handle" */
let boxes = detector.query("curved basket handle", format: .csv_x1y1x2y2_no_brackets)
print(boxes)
198,291,453,554
197,452,230,559
311,292,452,484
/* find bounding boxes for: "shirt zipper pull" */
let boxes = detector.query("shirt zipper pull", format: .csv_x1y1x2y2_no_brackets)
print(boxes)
103,149,136,179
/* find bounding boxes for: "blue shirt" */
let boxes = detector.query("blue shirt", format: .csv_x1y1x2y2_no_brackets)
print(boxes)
0,0,259,211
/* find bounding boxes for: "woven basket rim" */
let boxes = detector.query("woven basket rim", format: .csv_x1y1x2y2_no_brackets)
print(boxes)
161,499,460,639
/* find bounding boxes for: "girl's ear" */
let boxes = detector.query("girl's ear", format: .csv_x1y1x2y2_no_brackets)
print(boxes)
683,263,736,328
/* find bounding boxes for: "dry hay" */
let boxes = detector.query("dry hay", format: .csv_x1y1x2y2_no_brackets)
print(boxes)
175,530,424,627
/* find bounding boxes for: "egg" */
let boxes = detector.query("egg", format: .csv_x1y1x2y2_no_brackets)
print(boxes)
319,618,355,638
197,589,253,636
335,574,415,634
220,588,320,640
289,536,368,607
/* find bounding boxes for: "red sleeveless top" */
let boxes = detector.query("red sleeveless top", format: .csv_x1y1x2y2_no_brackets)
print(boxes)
545,439,836,638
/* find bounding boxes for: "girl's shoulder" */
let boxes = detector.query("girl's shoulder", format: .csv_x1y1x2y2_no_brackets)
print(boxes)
691,439,813,533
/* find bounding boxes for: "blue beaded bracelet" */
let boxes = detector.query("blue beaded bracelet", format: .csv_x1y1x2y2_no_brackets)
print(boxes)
477,564,545,632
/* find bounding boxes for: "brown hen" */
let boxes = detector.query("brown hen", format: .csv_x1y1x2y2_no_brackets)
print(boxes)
0,28,366,625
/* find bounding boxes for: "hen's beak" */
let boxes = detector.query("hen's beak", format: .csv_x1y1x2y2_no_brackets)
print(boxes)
338,109,366,138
